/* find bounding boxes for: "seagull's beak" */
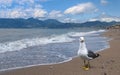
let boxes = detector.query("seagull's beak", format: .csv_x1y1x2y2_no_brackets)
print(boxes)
80,40,84,43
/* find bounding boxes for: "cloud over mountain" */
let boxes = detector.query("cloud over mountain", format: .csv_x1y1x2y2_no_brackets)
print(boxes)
89,14,120,22
49,10,63,19
64,2,97,15
0,0,119,23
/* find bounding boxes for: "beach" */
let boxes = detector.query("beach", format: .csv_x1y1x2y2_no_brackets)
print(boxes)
0,29,120,75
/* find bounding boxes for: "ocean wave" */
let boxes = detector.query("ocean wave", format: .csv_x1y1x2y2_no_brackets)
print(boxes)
0,30,105,53
68,30,105,37
0,34,74,53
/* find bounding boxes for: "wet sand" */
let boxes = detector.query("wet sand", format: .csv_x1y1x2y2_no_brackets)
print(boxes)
0,29,120,75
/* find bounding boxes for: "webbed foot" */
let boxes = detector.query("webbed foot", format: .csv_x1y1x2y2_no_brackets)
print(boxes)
82,65,90,71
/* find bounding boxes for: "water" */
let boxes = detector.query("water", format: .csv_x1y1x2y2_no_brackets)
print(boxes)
0,28,109,71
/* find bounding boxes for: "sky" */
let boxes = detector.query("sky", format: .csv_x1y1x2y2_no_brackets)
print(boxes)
0,0,120,23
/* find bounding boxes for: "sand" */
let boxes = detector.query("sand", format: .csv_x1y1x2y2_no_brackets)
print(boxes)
0,29,120,75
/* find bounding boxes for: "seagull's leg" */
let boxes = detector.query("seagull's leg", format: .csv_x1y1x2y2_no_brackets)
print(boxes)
82,59,86,68
84,60,86,67
84,60,89,68
83,60,89,70
82,60,86,68
88,60,90,68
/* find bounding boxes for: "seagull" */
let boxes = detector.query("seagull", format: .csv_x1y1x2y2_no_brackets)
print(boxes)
78,37,100,70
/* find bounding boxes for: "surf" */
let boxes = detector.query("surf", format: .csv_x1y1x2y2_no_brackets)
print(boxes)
0,29,105,53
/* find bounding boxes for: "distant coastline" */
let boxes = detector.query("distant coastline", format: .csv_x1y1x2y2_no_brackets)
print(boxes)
0,18,120,28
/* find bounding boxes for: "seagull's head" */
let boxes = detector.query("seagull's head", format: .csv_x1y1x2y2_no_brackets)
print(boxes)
80,37,85,43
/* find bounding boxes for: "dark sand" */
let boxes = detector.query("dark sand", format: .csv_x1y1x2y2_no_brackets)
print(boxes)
0,29,120,75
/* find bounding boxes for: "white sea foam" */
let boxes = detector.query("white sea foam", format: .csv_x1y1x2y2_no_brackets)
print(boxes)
0,30,105,53
68,30,105,37
0,34,74,53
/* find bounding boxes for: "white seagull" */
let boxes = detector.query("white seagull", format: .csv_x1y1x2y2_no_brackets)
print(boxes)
78,37,100,70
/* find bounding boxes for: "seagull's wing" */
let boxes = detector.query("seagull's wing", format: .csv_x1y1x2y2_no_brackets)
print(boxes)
87,50,100,59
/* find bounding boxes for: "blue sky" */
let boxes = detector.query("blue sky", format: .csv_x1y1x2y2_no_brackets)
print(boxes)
0,0,120,23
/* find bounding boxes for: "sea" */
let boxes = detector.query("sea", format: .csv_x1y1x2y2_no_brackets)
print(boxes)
0,28,109,71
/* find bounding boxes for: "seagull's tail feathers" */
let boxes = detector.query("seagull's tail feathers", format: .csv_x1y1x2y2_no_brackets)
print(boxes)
96,53,100,58
93,53,100,59
88,50,100,59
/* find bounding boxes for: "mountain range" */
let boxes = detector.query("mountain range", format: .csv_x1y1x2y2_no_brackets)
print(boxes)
0,18,119,28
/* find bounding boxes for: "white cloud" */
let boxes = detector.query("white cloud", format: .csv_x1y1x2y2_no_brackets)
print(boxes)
10,10,26,18
100,17,120,22
49,10,63,19
89,14,120,22
33,8,47,18
15,0,34,5
0,0,13,8
64,2,97,15
0,7,47,18
89,17,120,22
0,8,27,18
0,0,12,4
101,0,108,5
0,0,49,18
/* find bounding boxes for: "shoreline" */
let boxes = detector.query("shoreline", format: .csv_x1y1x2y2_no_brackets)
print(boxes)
0,29,120,75
0,57,73,72
0,46,110,72
0,29,108,72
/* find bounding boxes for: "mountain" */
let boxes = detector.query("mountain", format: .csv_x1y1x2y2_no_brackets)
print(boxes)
0,18,119,28
77,21,119,28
